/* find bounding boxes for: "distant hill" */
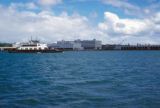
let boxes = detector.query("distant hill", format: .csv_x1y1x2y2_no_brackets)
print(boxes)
0,43,12,47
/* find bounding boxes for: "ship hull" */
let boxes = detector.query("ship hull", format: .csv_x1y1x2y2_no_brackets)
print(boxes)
8,49,63,53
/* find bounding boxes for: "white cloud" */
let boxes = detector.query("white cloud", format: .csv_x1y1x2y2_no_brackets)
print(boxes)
0,5,98,43
98,11,160,44
10,2,38,10
38,0,62,6
0,3,159,44
102,0,140,16
102,0,160,18
102,0,139,10
99,12,149,35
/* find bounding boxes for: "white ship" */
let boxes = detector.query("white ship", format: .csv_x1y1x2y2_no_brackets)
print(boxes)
8,40,63,53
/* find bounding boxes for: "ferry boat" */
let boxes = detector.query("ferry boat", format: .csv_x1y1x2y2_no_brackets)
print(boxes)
8,40,63,53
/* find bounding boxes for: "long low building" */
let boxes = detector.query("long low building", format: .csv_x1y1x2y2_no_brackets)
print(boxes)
49,40,83,50
50,39,102,50
75,39,102,50
102,44,160,50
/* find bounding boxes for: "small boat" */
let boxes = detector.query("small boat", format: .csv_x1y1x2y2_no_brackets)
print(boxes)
8,40,63,53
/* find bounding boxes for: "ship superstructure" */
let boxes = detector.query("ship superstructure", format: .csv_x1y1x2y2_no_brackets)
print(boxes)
13,40,48,50
9,40,62,53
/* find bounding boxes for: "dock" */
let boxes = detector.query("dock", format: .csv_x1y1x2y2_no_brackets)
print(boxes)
102,45,160,50
0,47,16,51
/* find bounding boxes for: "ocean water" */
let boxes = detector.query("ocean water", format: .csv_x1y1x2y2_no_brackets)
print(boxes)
0,51,160,108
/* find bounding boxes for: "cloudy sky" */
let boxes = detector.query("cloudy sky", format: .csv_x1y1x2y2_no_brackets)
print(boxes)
0,0,160,44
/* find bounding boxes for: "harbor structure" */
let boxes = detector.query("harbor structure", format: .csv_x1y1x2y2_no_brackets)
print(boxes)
121,45,160,50
74,39,102,50
0,47,16,51
102,44,122,50
0,43,14,51
50,40,83,50
50,39,102,50
102,44,160,50
2,39,160,51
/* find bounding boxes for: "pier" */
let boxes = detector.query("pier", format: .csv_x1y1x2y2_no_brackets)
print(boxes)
102,45,160,50
0,47,16,51
121,45,160,50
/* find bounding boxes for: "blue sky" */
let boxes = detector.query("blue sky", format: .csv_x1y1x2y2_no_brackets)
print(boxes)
0,0,160,44
0,0,150,19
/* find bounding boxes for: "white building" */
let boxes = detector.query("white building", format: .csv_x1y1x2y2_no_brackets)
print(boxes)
51,40,83,50
75,39,102,49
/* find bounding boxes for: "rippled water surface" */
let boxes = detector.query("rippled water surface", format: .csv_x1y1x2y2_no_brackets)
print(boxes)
0,51,160,108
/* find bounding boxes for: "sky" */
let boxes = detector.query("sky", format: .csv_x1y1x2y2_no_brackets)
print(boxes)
0,0,160,44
